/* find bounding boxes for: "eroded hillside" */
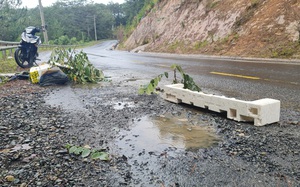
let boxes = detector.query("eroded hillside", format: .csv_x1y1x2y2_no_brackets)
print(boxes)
123,0,300,58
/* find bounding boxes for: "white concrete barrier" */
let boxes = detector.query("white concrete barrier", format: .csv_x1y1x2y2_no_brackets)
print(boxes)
161,84,280,126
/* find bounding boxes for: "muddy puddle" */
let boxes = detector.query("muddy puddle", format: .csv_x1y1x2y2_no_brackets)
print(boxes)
115,113,219,153
112,113,220,185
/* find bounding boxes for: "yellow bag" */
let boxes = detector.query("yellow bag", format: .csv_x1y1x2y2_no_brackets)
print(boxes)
29,64,51,83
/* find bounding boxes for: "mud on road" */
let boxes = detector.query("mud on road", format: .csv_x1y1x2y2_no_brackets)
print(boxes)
1,76,300,187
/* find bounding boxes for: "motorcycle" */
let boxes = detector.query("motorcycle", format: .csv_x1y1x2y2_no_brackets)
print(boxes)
14,26,41,68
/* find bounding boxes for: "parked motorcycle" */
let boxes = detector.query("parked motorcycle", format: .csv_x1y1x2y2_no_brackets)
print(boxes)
14,26,41,68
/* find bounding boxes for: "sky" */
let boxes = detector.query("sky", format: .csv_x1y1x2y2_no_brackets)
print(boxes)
21,0,125,9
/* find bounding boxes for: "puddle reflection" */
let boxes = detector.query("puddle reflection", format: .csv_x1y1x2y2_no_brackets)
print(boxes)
116,114,219,152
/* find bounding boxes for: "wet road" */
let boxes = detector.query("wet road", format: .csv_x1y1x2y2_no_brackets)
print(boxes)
39,40,300,111
1,40,297,187
81,40,300,112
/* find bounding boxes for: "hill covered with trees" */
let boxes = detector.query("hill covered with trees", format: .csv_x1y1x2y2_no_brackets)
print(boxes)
2,0,300,59
0,0,145,44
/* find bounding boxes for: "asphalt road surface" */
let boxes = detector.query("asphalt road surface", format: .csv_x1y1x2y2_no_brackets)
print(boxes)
19,40,299,186
82,40,300,112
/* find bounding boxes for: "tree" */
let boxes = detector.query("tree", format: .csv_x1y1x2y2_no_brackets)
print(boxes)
0,0,27,40
52,0,89,7
0,0,139,42
107,2,126,27
123,0,145,24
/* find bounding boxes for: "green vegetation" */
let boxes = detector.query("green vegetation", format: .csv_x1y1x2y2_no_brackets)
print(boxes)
139,64,201,95
205,0,220,12
0,74,9,85
49,47,105,84
168,41,185,52
0,56,18,85
270,43,300,58
65,144,109,161
49,36,83,45
0,59,18,73
0,0,26,41
220,35,230,44
133,0,160,25
122,0,161,42
194,40,209,50
218,33,239,45
0,0,148,43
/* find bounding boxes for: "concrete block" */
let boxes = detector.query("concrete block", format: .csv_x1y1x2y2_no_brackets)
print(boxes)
161,84,280,126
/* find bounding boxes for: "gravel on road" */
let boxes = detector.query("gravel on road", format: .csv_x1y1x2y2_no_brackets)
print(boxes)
1,79,300,187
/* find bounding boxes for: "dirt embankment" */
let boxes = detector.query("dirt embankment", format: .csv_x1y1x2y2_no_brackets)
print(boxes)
123,0,300,58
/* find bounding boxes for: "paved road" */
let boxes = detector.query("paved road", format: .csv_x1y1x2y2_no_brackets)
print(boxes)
39,40,299,112
9,43,299,187
81,40,300,112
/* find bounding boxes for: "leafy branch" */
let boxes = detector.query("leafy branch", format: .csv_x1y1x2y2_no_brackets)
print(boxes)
65,144,109,161
138,64,201,95
49,47,105,84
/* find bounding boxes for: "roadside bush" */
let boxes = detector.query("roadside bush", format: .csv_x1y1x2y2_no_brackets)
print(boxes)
50,35,80,45
57,35,70,45
70,37,78,45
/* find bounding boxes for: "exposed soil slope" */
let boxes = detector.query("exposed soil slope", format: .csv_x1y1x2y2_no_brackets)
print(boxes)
124,0,300,58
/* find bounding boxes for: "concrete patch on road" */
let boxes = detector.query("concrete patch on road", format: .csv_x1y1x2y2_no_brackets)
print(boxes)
161,84,280,126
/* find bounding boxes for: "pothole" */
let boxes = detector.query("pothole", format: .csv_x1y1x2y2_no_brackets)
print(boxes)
115,113,219,153
112,113,220,185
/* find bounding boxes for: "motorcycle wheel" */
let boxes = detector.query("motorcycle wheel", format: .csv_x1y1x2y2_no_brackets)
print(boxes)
14,48,34,68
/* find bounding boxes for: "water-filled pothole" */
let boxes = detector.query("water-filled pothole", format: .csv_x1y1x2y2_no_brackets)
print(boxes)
116,114,219,153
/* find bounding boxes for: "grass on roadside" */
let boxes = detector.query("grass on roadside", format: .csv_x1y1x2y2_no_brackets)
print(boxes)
0,58,18,73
